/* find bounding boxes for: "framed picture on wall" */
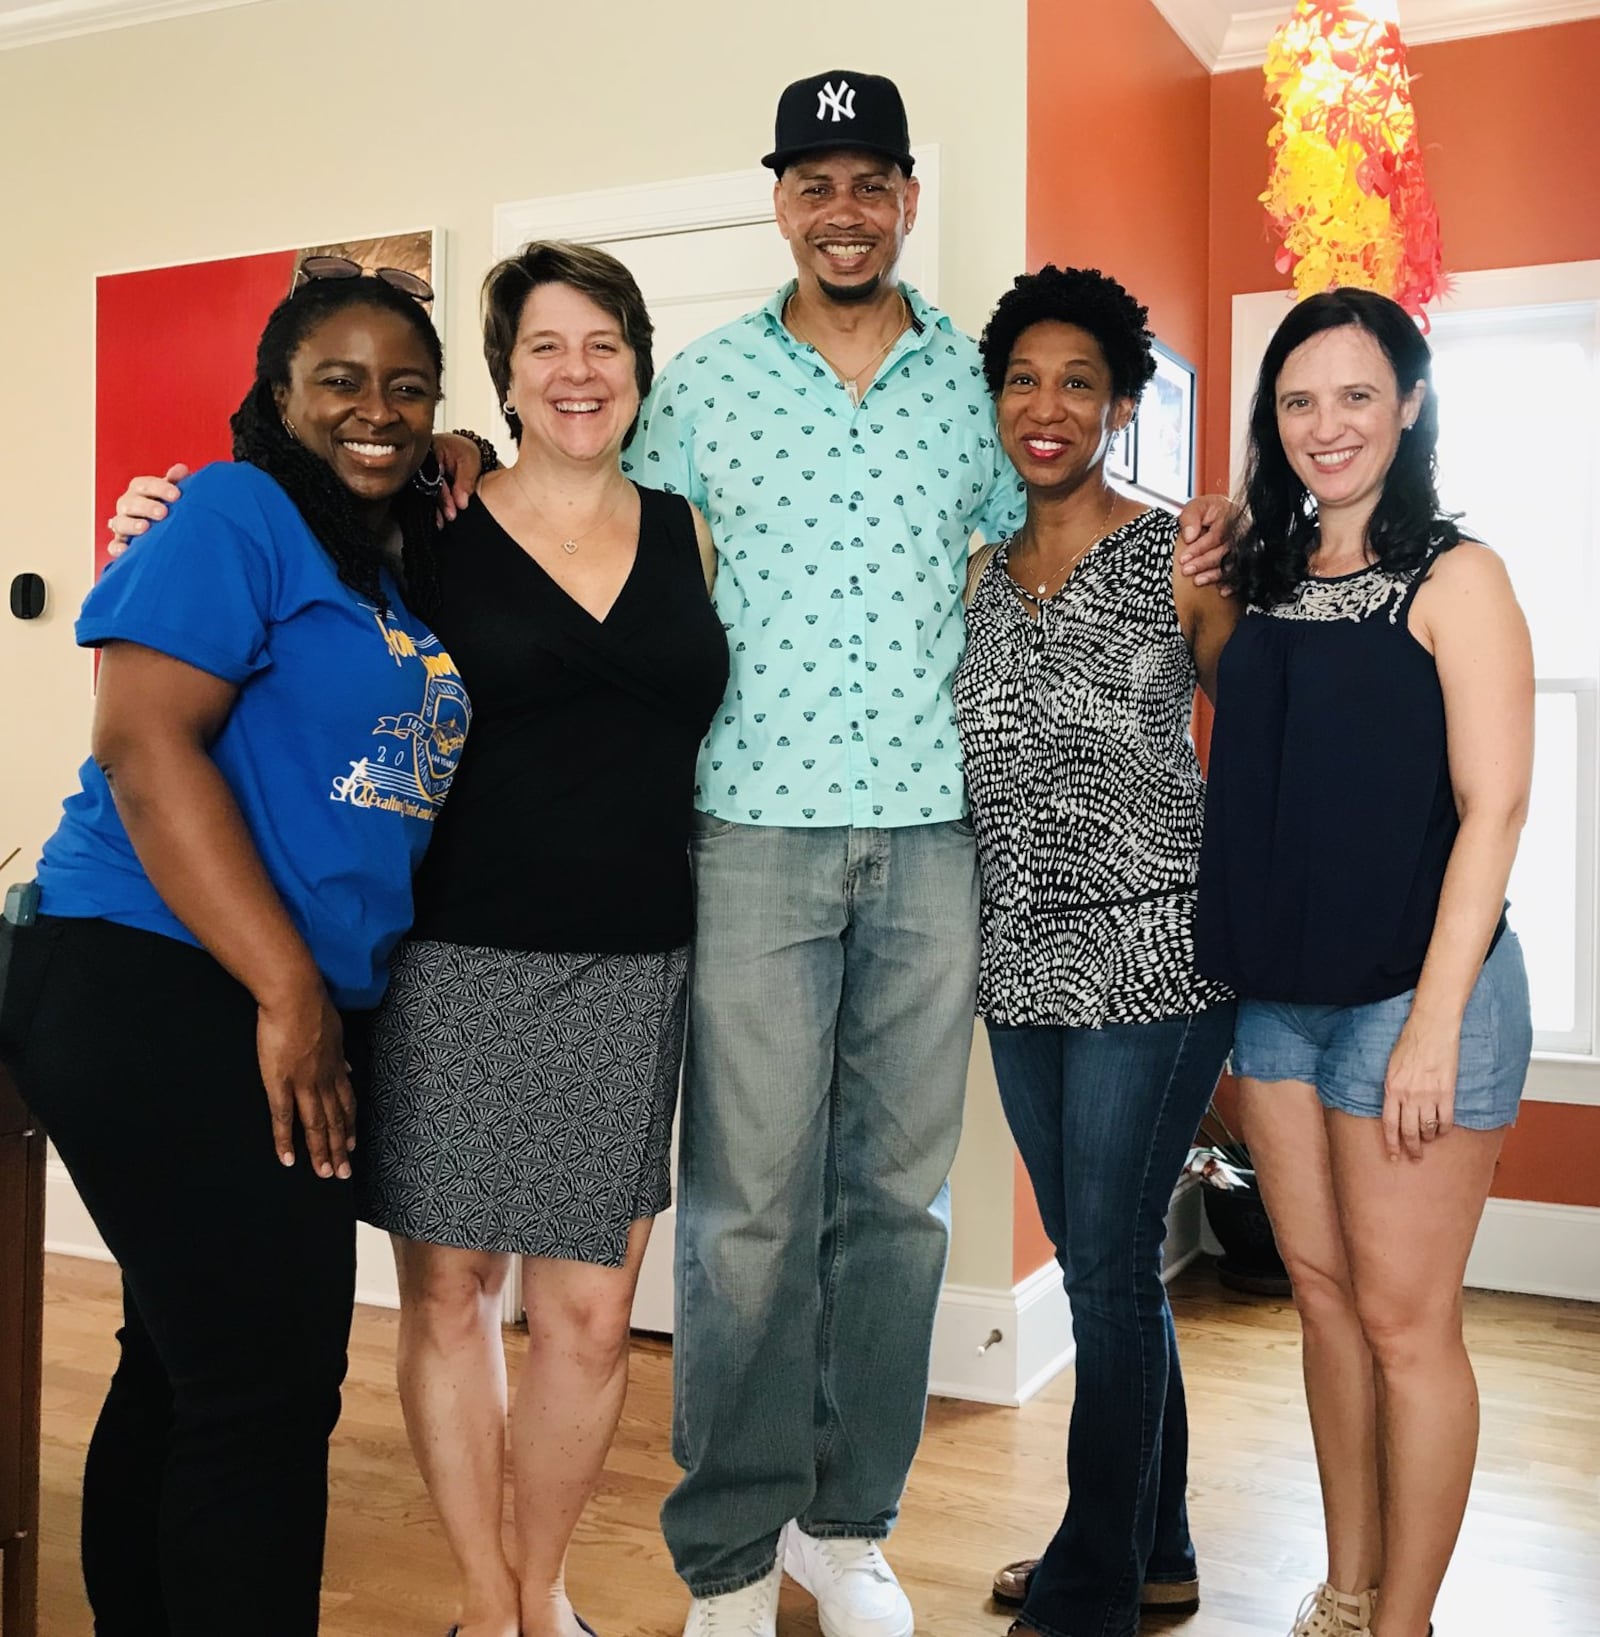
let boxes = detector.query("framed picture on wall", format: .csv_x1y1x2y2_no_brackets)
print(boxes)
95,228,440,586
1133,340,1196,505
1106,419,1136,485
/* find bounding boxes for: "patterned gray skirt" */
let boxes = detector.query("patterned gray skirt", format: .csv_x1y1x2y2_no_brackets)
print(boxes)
356,938,688,1267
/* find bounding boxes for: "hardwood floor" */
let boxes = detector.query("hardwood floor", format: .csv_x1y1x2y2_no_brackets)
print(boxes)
35,1256,1600,1635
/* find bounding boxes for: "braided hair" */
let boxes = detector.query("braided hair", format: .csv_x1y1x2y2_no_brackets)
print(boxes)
229,276,444,613
1226,288,1459,608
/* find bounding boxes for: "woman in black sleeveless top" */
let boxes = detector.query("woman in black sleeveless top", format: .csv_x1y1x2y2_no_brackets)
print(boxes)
361,244,726,1637
1197,291,1533,1637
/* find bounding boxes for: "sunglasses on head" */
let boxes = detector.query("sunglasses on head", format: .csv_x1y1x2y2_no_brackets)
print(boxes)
295,254,434,303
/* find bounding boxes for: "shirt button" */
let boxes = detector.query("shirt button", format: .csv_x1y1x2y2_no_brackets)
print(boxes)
849,575,859,585
849,653,859,663
851,720,860,730
848,502,859,512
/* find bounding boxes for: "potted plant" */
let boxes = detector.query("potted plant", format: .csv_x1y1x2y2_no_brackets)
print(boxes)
1184,1103,1292,1297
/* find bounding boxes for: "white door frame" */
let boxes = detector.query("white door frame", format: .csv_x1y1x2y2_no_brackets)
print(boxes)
493,146,943,296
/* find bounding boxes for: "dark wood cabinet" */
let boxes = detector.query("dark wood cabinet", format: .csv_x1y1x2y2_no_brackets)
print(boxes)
0,1063,42,1637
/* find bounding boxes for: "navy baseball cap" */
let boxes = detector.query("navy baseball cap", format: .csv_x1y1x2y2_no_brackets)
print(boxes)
761,70,915,177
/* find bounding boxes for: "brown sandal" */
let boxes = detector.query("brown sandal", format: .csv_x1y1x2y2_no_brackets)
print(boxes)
992,1559,1036,1606
993,1559,1201,1615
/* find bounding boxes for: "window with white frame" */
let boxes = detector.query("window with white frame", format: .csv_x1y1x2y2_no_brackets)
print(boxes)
1428,303,1599,1055
1231,266,1600,1069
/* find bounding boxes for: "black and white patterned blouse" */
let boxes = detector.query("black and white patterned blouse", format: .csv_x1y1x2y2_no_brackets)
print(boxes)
954,508,1232,1028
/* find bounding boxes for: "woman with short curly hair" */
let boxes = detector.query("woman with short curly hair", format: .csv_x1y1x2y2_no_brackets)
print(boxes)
954,264,1238,1637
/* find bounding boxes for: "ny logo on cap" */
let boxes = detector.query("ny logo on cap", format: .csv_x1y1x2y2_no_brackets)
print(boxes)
816,78,857,122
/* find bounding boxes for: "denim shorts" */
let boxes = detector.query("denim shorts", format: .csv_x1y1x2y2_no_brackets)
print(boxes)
1230,929,1532,1130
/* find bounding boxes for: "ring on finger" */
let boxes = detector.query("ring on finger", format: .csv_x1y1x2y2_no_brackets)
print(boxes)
1422,1117,1439,1131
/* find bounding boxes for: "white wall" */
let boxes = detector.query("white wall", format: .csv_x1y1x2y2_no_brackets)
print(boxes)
0,0,1028,1292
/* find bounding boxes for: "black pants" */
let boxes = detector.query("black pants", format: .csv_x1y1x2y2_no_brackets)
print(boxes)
0,916,356,1636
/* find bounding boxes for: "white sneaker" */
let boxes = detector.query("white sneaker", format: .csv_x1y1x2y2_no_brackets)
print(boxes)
681,1557,782,1637
783,1525,915,1637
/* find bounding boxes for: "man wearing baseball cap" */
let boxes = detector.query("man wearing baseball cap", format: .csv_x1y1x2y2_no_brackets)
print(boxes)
628,69,1227,1637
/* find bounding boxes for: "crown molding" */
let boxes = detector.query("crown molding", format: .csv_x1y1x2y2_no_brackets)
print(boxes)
0,0,270,51
1148,0,1237,67
1153,0,1600,73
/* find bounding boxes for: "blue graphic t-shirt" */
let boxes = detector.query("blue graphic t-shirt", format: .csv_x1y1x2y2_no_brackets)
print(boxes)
36,462,470,1008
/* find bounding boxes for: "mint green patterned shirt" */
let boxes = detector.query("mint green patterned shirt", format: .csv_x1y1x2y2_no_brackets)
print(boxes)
625,282,1024,829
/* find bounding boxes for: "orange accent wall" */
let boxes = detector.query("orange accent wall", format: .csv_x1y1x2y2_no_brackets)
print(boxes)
1028,0,1212,375
1019,10,1600,1278
1490,1103,1600,1206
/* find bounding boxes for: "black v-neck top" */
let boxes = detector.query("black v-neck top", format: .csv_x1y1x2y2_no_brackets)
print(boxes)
407,484,728,953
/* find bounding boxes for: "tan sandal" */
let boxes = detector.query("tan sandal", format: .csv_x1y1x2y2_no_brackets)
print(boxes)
1289,1583,1377,1637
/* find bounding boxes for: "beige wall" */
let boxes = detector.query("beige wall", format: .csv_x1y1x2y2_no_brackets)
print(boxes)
0,0,1026,1288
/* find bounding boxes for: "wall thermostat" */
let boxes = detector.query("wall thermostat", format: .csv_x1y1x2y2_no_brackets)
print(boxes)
9,573,46,620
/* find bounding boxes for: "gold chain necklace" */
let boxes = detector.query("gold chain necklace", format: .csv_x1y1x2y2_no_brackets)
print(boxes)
1017,491,1119,601
509,464,628,556
785,292,910,408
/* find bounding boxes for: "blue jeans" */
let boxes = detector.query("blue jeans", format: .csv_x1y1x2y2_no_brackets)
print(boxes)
664,817,980,1596
987,1004,1236,1637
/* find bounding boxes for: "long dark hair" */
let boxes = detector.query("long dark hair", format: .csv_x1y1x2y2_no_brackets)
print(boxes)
1226,288,1459,607
229,276,444,612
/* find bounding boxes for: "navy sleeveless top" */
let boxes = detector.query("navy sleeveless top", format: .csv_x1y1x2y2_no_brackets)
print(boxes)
1196,553,1484,1006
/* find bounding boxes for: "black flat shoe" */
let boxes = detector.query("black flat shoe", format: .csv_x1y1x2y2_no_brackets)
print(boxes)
577,1620,598,1636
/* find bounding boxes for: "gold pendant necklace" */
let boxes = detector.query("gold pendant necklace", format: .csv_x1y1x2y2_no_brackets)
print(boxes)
786,292,909,407
510,463,627,555
1023,492,1120,600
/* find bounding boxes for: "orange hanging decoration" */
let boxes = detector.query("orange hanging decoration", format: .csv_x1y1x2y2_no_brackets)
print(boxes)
1262,0,1445,323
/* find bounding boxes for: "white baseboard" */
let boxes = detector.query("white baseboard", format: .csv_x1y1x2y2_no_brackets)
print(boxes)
44,1156,116,1265
44,1156,466,1317
353,1223,402,1310
929,1178,1207,1406
1466,1197,1600,1302
927,1265,1069,1407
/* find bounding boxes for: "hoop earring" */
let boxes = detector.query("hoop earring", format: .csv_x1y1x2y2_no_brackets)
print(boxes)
281,414,300,444
503,398,516,417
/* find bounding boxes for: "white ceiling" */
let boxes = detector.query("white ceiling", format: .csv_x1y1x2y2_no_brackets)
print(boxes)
3,0,1599,55
1153,0,1600,71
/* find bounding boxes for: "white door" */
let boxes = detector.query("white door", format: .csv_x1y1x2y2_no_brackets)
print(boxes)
492,156,941,1334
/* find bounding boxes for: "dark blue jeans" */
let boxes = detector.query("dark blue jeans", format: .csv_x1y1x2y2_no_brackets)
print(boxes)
987,1003,1235,1637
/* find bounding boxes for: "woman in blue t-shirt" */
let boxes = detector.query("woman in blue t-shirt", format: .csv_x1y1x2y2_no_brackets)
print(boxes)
1197,290,1534,1637
0,274,467,1637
